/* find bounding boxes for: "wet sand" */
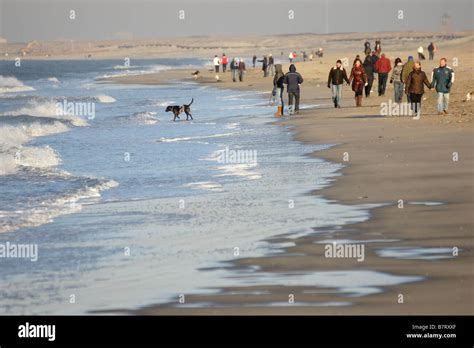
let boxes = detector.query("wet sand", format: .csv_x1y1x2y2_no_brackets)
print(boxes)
101,35,474,315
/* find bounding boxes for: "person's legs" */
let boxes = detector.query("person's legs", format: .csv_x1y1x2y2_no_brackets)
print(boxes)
365,78,373,97
380,73,388,95
331,84,338,107
443,93,450,112
394,81,402,103
295,92,300,112
239,71,244,82
223,64,227,73
288,92,294,114
280,89,285,114
437,92,444,113
411,93,422,119
336,84,343,107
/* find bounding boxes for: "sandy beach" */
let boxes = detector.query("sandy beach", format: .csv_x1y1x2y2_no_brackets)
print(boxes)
1,31,473,315
100,33,474,315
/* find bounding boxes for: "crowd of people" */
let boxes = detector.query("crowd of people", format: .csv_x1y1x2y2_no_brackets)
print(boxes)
210,40,452,119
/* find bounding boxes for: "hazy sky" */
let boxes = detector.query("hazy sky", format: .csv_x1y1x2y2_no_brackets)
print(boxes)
1,0,473,42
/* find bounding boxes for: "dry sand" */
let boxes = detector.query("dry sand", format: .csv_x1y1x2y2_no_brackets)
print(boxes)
24,33,473,315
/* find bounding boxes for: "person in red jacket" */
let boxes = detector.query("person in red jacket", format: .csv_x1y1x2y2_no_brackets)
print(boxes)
374,53,392,96
221,53,229,73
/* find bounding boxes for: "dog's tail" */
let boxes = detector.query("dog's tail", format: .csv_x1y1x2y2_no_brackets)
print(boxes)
187,98,194,106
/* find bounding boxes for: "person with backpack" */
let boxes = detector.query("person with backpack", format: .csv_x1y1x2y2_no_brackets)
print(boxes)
405,61,432,120
273,64,285,116
221,53,229,73
390,57,404,103
431,57,455,115
374,53,392,96
283,64,304,114
327,59,350,108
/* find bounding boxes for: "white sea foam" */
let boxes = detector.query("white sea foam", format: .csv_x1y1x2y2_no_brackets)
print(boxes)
94,95,116,103
158,133,233,143
183,181,223,192
130,112,159,125
214,163,262,180
0,76,35,94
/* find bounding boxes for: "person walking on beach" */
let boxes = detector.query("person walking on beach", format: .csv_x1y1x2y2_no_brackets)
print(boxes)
213,55,220,73
289,51,296,63
230,58,239,82
349,58,368,107
417,46,425,60
221,53,229,73
328,59,350,108
428,42,436,60
364,41,371,56
390,57,404,103
238,58,246,82
374,53,391,96
273,64,285,116
374,40,382,56
405,61,432,120
252,55,257,68
363,54,375,98
268,54,275,77
401,56,415,102
431,58,455,115
258,56,268,77
284,64,304,114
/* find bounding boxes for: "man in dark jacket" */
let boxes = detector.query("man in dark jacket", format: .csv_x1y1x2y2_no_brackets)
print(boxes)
431,57,454,114
374,53,391,96
284,64,304,114
258,56,268,77
327,59,350,108
363,54,375,98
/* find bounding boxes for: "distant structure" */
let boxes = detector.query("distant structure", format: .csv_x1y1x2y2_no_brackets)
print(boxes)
0,37,7,44
440,13,453,35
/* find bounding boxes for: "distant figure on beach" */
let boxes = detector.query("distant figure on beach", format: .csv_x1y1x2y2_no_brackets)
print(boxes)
284,64,304,114
364,41,371,56
268,54,275,77
363,53,375,98
431,57,454,115
375,53,391,96
316,48,324,58
213,55,220,73
221,53,228,73
374,40,382,56
252,55,257,68
231,57,239,82
289,51,296,63
390,57,404,103
238,58,246,82
405,61,432,120
258,55,268,77
328,59,350,108
401,56,415,102
428,42,436,60
349,58,368,107
273,64,285,116
417,46,426,60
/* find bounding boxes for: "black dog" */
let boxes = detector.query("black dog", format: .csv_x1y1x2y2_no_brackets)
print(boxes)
165,98,194,121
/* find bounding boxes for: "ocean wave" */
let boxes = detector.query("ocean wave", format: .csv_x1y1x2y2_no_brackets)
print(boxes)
1,101,89,127
183,181,223,192
0,173,119,234
94,95,116,103
130,112,159,125
157,133,233,143
0,76,35,94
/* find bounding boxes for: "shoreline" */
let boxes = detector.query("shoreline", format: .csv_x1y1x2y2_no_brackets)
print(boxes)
108,39,474,314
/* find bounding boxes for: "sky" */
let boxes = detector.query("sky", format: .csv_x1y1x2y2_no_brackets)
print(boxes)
0,0,473,42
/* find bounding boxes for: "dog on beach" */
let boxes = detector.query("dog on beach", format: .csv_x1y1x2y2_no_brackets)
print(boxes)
463,91,474,102
191,70,200,80
165,98,194,121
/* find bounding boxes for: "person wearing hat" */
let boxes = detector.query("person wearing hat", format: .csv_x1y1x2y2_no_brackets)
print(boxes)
327,59,350,108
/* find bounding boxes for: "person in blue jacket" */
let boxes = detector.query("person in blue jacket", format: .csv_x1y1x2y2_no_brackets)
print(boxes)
431,58,455,115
